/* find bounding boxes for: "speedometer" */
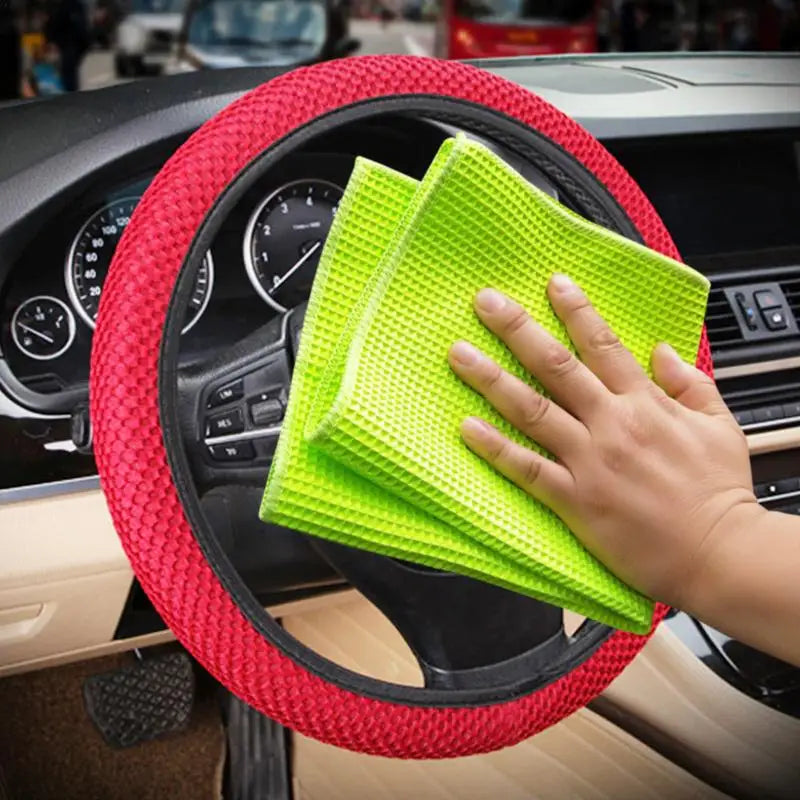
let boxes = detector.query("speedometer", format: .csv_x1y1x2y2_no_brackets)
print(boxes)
66,197,214,334
244,179,343,312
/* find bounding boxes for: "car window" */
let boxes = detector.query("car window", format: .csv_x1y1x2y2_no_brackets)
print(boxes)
187,0,326,48
1,0,797,98
454,0,594,24
130,0,187,13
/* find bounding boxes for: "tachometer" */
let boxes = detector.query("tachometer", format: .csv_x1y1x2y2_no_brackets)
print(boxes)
244,179,343,312
66,197,214,334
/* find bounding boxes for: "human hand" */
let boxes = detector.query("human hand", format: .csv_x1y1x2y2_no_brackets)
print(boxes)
448,275,762,612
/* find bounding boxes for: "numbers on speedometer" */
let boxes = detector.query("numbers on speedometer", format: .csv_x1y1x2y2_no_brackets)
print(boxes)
66,197,214,334
243,179,343,312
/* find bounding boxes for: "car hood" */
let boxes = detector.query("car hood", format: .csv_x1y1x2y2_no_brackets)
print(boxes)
124,13,183,34
184,42,321,68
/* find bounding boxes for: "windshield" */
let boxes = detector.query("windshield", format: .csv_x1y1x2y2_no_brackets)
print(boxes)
130,0,187,13
186,0,327,48
454,0,594,24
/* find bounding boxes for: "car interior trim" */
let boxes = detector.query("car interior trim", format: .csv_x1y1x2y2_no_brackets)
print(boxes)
747,425,800,456
0,475,101,505
714,355,800,380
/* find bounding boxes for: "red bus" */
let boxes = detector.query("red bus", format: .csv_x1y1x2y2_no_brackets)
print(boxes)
436,0,598,60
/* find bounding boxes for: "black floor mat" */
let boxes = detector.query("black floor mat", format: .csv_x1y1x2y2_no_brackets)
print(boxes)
0,651,224,800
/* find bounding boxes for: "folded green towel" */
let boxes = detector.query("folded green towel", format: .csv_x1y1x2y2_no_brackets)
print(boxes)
262,135,709,633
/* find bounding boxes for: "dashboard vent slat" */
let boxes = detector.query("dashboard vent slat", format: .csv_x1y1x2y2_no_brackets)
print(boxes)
705,266,800,359
704,287,744,353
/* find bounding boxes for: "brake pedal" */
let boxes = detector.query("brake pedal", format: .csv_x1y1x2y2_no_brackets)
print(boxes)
83,651,194,748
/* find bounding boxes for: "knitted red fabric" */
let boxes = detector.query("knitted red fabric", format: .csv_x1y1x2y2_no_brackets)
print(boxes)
91,56,713,758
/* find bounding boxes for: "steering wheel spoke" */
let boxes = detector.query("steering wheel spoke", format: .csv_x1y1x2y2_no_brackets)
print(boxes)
313,539,571,690
175,308,298,490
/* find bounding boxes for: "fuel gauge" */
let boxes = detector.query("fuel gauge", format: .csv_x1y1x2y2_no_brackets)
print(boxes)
11,296,76,360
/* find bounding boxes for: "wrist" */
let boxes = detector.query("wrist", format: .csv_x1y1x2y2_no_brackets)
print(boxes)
673,494,767,620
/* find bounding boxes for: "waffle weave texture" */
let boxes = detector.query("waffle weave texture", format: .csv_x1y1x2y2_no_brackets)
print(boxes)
263,136,709,633
90,55,715,757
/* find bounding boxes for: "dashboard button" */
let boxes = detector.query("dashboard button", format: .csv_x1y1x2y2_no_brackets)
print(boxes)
734,292,758,331
754,289,781,310
250,397,284,427
755,482,780,498
206,408,244,437
208,378,244,408
733,409,754,426
782,402,800,419
762,307,788,331
208,440,255,462
752,405,784,424
776,478,800,495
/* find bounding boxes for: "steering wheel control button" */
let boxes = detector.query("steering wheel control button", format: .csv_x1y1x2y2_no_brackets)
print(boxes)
70,404,93,454
250,396,284,427
762,307,789,331
208,440,255,462
206,408,244,438
208,379,244,409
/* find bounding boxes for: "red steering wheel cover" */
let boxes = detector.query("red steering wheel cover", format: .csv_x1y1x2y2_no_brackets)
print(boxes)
91,55,713,758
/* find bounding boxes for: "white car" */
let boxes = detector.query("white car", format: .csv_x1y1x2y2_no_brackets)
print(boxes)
114,0,186,76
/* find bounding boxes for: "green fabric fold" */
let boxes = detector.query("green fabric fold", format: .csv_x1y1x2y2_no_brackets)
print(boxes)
262,135,709,633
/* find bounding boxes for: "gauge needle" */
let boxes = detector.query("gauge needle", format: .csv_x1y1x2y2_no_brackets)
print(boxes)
18,323,54,344
268,240,322,295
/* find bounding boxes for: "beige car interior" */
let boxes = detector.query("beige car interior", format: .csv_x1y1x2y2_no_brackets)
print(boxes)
3,410,800,798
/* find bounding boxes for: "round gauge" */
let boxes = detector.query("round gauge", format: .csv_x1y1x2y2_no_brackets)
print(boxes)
66,197,214,334
11,296,76,361
244,179,343,311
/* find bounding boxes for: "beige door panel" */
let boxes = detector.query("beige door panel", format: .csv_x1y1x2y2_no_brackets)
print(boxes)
285,595,728,800
0,489,134,670
602,623,800,799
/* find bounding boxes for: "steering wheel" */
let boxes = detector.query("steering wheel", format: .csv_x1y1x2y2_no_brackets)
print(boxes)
91,56,714,758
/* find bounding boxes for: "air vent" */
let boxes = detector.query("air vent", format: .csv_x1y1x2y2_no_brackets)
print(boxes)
782,272,800,321
705,287,743,353
705,265,800,363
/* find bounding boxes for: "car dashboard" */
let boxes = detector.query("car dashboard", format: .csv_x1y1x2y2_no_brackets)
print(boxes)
1,52,800,794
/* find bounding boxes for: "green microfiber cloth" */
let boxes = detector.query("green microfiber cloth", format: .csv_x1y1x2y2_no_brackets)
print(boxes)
262,135,709,633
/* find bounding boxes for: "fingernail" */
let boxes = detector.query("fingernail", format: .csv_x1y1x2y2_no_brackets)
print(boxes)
475,288,506,313
450,340,480,366
549,273,576,294
653,342,689,377
654,342,680,362
461,416,492,438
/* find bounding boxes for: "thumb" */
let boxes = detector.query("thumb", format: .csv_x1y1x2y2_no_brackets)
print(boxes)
652,343,730,419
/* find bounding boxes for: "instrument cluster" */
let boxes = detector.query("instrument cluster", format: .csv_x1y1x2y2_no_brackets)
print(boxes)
0,152,355,396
